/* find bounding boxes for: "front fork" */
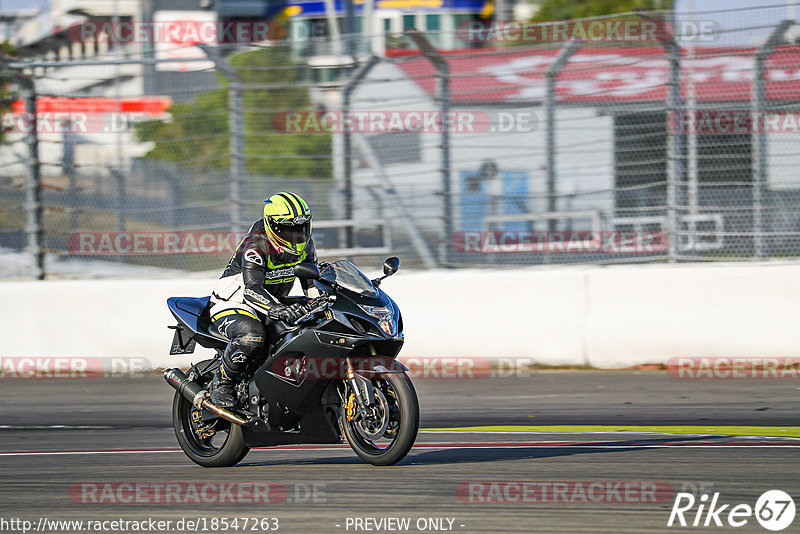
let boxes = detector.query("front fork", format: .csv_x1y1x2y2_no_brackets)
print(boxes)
344,357,376,421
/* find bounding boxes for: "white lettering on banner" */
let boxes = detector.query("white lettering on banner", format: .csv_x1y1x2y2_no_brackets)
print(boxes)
476,54,800,101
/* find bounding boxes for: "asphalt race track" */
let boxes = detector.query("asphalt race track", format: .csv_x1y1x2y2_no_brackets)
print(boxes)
1,371,798,533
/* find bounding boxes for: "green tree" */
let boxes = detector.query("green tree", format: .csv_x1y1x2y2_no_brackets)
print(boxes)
136,47,331,179
0,42,20,144
533,0,673,21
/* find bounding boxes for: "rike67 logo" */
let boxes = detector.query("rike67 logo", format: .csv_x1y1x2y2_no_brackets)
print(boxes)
668,490,796,531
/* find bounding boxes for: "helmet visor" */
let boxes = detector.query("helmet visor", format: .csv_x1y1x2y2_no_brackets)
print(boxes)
268,217,311,253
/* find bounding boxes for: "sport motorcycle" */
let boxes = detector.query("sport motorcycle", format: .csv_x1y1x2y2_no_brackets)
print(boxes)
163,257,419,467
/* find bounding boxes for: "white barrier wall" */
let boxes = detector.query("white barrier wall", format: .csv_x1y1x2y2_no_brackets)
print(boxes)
2,263,799,369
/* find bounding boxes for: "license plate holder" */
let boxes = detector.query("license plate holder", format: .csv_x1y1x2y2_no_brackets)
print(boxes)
169,325,196,355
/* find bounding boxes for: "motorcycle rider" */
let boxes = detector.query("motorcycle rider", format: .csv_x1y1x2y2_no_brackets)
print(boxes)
207,191,320,408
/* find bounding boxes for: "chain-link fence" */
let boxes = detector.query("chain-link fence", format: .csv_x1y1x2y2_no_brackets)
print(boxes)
2,5,800,278
347,7,800,267
0,41,344,278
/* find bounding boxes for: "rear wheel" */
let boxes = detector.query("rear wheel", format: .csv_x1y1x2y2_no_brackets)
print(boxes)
341,371,419,466
171,361,250,468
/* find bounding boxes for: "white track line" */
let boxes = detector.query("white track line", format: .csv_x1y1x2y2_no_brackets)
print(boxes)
0,425,114,430
1,443,800,457
419,430,800,440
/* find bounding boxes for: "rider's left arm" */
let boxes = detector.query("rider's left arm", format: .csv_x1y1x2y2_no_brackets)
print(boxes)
300,238,321,297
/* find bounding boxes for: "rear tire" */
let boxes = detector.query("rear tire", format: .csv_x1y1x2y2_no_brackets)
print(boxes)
171,362,250,468
342,371,419,466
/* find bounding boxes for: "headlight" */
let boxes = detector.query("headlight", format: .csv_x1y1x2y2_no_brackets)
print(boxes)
359,304,397,336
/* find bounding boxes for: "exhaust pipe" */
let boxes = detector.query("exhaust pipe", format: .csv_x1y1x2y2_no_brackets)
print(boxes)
164,368,248,426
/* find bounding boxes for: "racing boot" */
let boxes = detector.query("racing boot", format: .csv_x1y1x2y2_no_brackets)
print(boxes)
209,358,240,408
207,327,262,408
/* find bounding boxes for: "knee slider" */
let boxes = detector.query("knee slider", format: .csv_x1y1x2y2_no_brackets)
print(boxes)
233,332,265,352
226,317,266,351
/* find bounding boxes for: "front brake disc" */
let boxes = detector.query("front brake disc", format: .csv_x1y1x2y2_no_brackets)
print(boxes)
354,388,390,441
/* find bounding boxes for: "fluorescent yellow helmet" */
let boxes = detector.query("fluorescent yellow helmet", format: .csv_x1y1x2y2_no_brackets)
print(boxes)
263,192,312,256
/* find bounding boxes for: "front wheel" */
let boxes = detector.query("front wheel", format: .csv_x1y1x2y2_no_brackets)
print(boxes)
341,371,419,466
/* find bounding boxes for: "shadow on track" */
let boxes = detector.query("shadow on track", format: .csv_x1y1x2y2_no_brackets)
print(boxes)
239,435,723,467
402,435,723,466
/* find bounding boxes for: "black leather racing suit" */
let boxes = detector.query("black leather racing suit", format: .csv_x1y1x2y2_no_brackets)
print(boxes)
209,218,318,381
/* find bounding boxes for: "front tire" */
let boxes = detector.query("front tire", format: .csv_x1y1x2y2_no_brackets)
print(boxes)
342,371,419,466
171,363,250,468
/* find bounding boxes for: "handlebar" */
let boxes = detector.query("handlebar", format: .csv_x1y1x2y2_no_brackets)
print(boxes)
294,293,336,325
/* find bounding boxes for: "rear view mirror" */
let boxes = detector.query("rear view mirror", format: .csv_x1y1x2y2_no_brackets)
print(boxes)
295,262,320,280
373,257,400,286
383,257,400,276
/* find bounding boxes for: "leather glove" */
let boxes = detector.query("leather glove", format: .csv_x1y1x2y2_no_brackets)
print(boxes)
288,302,307,318
268,303,305,323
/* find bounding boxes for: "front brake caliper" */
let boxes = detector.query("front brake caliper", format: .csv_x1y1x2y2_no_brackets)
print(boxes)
346,393,357,421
